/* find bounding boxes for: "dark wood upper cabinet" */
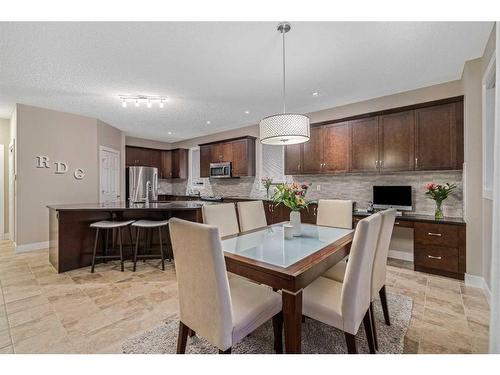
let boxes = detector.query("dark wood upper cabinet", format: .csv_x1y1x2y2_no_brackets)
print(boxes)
284,143,302,175
125,146,159,167
415,103,459,171
171,149,188,179
323,122,350,173
350,117,379,173
302,126,323,174
198,136,256,177
160,150,172,179
200,145,212,178
150,149,161,170
379,111,415,172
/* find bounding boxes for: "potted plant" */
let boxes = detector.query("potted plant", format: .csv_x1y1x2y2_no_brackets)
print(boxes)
261,176,273,199
272,181,312,236
424,182,457,219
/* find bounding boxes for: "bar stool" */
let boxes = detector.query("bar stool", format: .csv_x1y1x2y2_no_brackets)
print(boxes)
132,219,170,271
90,220,135,273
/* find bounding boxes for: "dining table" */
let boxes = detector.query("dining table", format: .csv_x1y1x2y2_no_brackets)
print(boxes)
221,222,355,354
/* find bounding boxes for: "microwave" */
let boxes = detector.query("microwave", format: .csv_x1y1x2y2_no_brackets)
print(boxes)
210,162,231,178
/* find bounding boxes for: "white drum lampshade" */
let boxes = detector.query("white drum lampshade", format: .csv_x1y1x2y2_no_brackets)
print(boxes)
259,113,310,145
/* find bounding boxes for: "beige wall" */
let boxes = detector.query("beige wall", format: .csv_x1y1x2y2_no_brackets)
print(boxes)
0,118,10,234
15,105,125,247
481,25,496,289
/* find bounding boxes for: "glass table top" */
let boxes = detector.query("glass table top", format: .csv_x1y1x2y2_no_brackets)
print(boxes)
221,224,354,268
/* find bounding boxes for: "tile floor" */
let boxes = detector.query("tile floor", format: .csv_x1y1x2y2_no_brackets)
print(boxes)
0,240,491,354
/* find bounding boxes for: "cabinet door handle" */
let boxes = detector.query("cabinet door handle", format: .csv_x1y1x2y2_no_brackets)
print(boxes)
415,158,418,168
428,232,442,237
375,160,378,167
313,207,317,216
380,160,383,168
394,221,400,225
427,255,442,260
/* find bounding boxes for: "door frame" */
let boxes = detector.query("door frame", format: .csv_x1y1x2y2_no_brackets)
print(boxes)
99,146,121,203
0,144,4,236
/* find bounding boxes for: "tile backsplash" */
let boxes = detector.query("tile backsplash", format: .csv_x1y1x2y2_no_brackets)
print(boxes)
158,170,463,218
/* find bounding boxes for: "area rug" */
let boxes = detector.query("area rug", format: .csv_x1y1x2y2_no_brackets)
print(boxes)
122,292,412,354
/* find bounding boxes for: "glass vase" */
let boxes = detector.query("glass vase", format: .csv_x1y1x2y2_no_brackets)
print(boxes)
289,211,302,236
435,200,444,220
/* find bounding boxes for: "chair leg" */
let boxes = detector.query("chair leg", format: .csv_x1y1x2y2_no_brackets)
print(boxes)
158,227,165,271
118,227,124,272
128,226,134,259
133,227,140,272
379,285,391,326
176,321,190,354
272,311,283,354
363,308,376,354
219,348,232,354
91,228,99,273
344,332,357,354
370,302,379,351
103,228,109,263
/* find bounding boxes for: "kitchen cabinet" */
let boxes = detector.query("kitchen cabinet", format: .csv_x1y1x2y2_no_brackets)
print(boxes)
200,145,212,178
198,136,256,177
378,111,414,171
415,102,461,171
171,149,188,179
284,143,302,175
302,126,323,174
160,150,172,178
283,96,464,175
125,146,160,168
323,122,350,173
350,117,379,173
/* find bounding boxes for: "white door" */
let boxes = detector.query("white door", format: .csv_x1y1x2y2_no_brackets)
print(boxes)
100,147,120,203
8,141,15,241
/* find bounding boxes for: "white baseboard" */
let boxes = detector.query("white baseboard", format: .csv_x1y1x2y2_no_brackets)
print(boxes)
388,249,414,262
0,232,10,240
15,241,50,253
465,273,491,304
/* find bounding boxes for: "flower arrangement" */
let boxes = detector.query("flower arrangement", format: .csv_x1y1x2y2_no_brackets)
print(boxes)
261,177,273,199
272,181,312,212
424,182,457,219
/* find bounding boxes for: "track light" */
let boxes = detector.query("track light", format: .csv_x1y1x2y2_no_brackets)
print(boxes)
135,99,139,107
122,99,127,108
120,95,167,109
147,99,152,108
159,99,165,108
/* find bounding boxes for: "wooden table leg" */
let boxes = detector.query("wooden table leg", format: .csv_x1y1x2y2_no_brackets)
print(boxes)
282,289,302,354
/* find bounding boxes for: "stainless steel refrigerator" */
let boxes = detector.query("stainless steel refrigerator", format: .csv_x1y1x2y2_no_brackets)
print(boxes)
127,166,158,203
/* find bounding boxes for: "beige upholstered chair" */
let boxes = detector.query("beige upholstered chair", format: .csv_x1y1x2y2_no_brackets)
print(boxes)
169,218,283,354
316,199,353,229
322,209,397,350
237,200,268,232
202,203,240,237
302,213,382,354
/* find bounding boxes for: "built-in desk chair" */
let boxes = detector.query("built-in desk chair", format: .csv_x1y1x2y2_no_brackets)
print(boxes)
169,218,283,354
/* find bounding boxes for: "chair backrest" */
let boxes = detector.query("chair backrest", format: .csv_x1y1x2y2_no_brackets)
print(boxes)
237,200,268,232
169,218,233,350
340,212,382,334
371,208,397,299
202,203,240,237
316,199,353,229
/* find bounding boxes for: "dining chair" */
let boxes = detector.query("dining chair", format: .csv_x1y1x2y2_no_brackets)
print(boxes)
316,199,353,229
302,212,382,354
202,203,240,237
237,200,268,232
322,208,397,350
169,218,283,354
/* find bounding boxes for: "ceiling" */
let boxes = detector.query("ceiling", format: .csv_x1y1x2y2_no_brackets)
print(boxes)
0,22,493,142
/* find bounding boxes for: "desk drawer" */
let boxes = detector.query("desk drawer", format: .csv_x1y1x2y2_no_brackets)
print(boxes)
414,245,459,273
414,222,458,248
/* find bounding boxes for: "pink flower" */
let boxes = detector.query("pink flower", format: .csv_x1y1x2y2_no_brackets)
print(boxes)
426,182,436,190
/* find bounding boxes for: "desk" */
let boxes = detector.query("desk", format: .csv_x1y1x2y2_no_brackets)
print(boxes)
222,223,354,354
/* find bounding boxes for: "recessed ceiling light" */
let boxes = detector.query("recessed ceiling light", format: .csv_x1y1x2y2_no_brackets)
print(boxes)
312,92,319,97
244,110,250,114
206,120,211,125
147,99,152,108
135,99,140,107
159,99,165,108
121,99,127,108
167,131,172,135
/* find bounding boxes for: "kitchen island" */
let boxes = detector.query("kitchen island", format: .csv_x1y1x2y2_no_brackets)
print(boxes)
48,201,213,273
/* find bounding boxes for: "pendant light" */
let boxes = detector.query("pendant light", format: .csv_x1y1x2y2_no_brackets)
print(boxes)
260,22,310,145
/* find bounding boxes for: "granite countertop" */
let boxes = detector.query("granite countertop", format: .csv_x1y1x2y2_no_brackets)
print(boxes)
47,200,219,211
